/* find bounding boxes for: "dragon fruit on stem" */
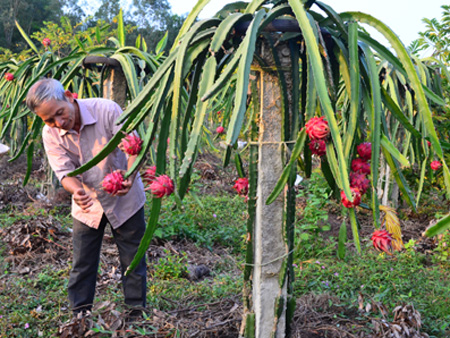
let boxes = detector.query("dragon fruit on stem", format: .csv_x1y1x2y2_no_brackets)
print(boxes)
305,116,330,140
430,160,442,171
142,165,156,186
102,171,124,195
149,175,174,198
42,38,51,46
309,139,327,157
121,134,143,155
349,172,370,195
357,142,372,161
233,178,249,196
351,158,371,175
371,230,392,254
340,187,361,208
4,73,14,81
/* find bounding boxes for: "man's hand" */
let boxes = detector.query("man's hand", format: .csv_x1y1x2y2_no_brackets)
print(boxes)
73,188,93,212
114,169,135,196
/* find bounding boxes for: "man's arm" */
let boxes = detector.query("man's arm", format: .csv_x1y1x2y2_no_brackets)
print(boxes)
61,176,93,212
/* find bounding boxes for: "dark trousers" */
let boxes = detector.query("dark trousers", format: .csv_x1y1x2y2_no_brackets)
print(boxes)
68,207,147,313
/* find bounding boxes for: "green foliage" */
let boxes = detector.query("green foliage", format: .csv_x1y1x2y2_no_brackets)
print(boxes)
431,230,450,266
0,0,64,52
294,172,333,259
28,18,133,58
410,5,450,63
152,191,246,252
152,249,189,279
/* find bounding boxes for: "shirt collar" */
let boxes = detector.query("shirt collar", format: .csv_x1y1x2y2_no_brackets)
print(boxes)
58,100,97,136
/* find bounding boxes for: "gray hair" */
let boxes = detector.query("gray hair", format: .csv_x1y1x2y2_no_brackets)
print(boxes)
26,78,67,112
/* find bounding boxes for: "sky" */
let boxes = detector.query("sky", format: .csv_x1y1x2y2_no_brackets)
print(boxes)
167,0,445,49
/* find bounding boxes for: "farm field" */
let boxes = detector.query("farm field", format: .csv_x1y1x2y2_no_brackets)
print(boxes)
1,153,449,337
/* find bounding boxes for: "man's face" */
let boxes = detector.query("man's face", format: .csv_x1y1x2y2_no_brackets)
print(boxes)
34,93,78,131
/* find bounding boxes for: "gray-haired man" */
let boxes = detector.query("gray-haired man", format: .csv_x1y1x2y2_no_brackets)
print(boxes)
26,78,147,316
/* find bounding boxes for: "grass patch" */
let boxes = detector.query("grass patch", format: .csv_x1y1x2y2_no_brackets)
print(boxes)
150,192,247,252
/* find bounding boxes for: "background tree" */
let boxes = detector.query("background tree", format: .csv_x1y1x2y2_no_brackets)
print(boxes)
410,5,450,64
0,0,63,50
92,0,185,52
94,0,121,23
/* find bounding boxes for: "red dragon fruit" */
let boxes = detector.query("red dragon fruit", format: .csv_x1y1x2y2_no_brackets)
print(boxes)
357,142,371,161
340,187,361,208
430,160,442,171
305,116,330,140
351,158,371,175
309,139,327,157
233,178,249,196
142,165,156,186
4,73,14,81
216,126,225,134
371,230,392,254
149,175,174,198
42,38,51,47
102,171,124,195
349,172,370,195
121,134,143,155
72,93,78,99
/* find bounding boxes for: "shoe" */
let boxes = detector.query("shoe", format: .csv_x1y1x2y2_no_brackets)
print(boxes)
125,308,145,323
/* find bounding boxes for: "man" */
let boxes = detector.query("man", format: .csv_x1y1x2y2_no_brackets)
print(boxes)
26,78,147,317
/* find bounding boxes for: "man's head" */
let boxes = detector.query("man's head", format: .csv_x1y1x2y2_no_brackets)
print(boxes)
26,78,79,131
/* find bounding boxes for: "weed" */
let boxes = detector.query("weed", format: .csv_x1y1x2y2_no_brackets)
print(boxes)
432,230,450,267
151,192,246,252
152,249,189,280
294,171,334,259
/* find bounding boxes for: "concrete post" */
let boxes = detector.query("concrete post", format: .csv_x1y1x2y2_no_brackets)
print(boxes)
252,38,292,338
103,67,127,109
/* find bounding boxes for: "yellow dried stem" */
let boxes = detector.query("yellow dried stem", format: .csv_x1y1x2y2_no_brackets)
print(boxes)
380,205,404,251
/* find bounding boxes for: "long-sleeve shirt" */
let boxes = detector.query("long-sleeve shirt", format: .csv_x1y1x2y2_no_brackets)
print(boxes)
42,98,146,229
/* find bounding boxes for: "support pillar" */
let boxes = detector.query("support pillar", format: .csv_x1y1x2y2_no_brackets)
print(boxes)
252,38,292,338
103,67,127,109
